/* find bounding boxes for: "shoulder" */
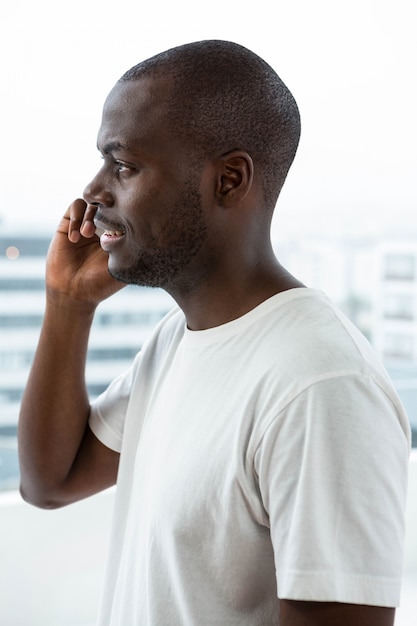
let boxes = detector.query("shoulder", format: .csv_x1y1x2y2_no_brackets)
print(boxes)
251,289,410,443
261,288,388,381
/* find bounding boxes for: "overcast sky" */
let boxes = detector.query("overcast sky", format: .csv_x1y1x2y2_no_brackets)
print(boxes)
1,0,416,242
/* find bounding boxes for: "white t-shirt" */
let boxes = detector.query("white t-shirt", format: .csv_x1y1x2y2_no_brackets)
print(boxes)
89,288,410,625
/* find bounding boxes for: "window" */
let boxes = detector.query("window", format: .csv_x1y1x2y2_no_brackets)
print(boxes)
383,294,415,321
383,333,414,360
384,254,416,281
1,4,416,624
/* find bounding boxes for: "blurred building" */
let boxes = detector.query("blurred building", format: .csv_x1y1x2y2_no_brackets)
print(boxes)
1,229,416,491
372,243,417,361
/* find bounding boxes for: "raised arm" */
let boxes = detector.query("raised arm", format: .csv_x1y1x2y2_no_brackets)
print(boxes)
18,199,124,509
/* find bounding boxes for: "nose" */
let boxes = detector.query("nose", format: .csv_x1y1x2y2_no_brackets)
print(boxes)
83,169,114,208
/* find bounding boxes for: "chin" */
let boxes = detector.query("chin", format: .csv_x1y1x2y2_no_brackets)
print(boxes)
108,264,159,289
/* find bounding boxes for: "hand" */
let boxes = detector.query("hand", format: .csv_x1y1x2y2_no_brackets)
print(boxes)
46,198,125,308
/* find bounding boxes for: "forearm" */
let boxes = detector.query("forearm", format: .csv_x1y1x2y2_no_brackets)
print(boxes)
18,295,96,507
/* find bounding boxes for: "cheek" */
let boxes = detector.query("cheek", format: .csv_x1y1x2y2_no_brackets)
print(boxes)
121,174,197,242
123,198,169,249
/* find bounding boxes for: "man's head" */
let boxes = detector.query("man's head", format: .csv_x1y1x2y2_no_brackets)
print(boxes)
119,40,301,213
84,41,301,293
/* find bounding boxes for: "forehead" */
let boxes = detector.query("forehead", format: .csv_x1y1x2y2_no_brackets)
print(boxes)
98,77,172,150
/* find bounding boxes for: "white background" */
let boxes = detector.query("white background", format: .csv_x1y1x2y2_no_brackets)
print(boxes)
1,0,416,241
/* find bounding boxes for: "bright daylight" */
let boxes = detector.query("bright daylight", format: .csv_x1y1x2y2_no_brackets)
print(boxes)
0,1,416,625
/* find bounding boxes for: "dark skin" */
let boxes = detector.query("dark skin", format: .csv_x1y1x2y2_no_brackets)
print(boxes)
18,76,396,626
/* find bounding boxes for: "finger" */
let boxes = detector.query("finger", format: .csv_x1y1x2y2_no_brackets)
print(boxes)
67,198,88,243
80,204,99,239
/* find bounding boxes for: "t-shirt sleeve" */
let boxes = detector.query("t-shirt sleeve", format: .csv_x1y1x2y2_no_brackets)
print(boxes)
89,352,142,453
255,373,410,607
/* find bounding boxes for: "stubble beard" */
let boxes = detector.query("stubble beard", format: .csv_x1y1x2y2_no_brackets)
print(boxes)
108,183,208,293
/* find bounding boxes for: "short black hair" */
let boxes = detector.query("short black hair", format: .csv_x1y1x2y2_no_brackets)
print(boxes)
120,40,301,211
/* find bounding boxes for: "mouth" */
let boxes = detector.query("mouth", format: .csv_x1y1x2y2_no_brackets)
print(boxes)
96,227,125,237
93,215,126,249
94,214,125,234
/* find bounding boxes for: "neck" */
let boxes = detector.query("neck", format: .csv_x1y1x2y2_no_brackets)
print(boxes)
166,255,305,331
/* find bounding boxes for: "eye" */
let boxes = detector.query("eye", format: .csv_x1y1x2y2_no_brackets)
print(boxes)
115,160,132,173
98,153,136,178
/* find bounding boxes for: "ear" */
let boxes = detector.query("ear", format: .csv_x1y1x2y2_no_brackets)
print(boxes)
216,150,254,206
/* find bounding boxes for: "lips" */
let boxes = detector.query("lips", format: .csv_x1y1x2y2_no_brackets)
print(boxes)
94,215,125,236
93,216,126,250
101,229,125,237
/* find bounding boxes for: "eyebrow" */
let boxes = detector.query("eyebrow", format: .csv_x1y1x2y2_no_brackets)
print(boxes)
98,141,131,155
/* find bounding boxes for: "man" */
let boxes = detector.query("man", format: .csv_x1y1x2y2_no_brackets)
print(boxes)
18,40,410,625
